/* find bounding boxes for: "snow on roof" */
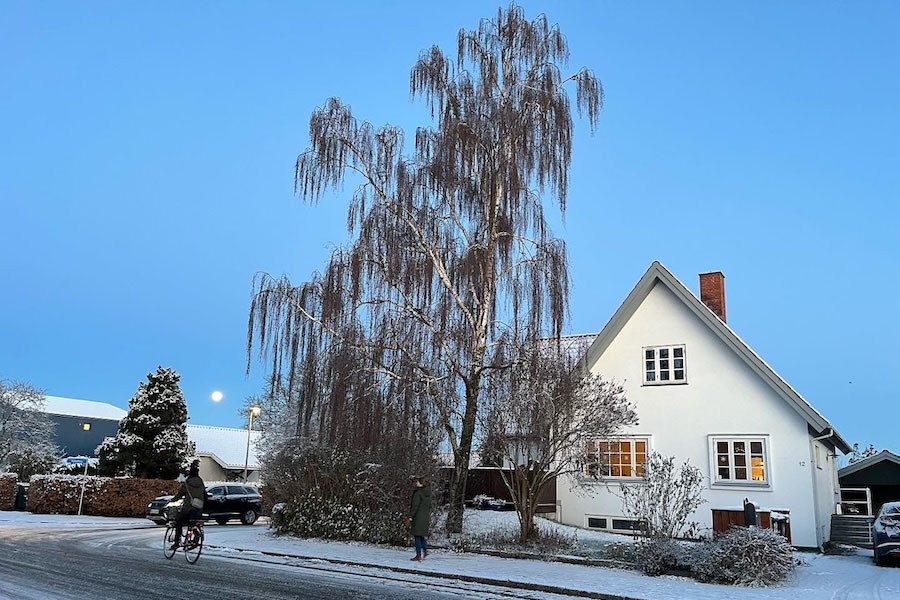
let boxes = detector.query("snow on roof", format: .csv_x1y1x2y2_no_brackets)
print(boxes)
42,396,128,421
187,424,261,470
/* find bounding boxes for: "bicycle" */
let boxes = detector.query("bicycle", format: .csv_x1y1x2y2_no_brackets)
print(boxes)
163,519,204,564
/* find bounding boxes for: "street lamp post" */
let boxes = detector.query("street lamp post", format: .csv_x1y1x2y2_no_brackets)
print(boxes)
243,406,261,483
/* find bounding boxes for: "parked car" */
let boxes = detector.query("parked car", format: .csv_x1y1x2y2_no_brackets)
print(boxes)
146,484,262,526
873,501,900,566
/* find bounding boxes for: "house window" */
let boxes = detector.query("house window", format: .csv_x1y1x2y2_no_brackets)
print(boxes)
587,517,607,529
644,345,686,384
81,423,92,431
585,438,649,478
713,437,768,484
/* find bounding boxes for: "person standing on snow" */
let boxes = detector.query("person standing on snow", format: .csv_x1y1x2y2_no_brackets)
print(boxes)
404,475,432,561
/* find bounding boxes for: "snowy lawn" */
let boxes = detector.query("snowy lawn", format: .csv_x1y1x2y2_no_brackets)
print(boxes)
200,510,900,600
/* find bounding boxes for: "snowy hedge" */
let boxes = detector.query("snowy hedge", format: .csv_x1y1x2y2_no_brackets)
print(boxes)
635,527,795,587
27,475,180,517
0,473,17,510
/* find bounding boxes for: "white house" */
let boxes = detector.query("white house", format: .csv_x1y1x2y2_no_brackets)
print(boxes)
556,261,850,549
187,424,261,483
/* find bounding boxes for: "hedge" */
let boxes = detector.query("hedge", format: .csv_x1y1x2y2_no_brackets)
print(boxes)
0,473,16,510
27,475,181,517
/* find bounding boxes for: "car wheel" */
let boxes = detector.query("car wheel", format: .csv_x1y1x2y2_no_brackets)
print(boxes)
216,518,229,525
240,509,257,525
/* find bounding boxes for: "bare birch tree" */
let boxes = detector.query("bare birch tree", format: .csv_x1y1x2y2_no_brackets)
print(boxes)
481,342,636,542
246,4,602,532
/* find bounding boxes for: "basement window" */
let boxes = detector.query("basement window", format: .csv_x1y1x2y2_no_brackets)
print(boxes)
644,345,686,384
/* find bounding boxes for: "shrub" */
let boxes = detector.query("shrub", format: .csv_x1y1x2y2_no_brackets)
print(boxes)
448,522,578,556
690,527,794,587
0,473,16,510
270,493,407,545
26,475,180,517
262,443,434,545
634,537,687,576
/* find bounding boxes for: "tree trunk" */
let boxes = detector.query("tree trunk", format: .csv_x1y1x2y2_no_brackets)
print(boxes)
445,376,481,533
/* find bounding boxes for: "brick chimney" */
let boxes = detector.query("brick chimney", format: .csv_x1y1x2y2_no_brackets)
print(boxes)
699,271,726,322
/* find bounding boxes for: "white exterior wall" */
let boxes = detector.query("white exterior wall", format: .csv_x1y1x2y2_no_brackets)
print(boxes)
558,281,825,547
811,437,841,545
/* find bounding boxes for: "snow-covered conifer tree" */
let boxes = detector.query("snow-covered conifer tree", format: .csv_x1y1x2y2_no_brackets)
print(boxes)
97,367,194,479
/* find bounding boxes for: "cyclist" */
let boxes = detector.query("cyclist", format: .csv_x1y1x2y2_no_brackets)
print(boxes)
169,460,206,550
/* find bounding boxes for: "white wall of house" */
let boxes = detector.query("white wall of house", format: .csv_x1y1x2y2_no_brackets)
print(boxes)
196,456,260,484
558,280,831,548
810,436,841,545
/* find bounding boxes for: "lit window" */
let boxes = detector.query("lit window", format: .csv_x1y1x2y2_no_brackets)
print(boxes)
585,438,649,478
713,437,768,484
644,345,686,384
82,423,92,431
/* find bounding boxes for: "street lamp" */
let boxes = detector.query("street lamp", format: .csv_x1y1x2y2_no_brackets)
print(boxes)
243,406,261,483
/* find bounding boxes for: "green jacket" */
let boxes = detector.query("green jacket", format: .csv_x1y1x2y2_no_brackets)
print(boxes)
172,476,206,516
408,485,432,537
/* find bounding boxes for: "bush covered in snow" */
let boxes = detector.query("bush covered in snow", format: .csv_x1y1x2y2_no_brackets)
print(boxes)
264,444,430,545
27,474,180,517
634,537,689,576
448,522,578,556
270,493,406,545
690,527,795,587
0,472,17,510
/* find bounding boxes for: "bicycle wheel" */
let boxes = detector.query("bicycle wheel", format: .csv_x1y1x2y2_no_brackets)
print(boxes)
163,524,177,559
184,525,203,564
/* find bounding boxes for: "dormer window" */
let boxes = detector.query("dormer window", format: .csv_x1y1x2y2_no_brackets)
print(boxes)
644,345,686,384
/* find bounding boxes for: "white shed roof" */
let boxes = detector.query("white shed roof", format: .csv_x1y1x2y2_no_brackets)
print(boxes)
43,396,128,421
187,424,261,470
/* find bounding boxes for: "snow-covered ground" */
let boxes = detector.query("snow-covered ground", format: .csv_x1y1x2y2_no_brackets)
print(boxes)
0,511,148,528
3,510,898,599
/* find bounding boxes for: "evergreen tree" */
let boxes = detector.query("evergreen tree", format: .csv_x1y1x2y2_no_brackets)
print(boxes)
97,367,194,479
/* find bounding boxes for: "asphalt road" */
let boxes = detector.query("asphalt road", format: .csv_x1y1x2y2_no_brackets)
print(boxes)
0,525,530,600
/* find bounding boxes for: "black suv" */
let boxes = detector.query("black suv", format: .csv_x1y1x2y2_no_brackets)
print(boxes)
146,484,262,526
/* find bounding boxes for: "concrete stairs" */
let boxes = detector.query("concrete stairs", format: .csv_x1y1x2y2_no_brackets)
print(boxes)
830,514,874,548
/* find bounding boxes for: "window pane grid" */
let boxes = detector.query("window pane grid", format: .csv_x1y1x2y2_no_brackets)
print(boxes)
644,345,685,384
586,438,649,478
714,438,767,483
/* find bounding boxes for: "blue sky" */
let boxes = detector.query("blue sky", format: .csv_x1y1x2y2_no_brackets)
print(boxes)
1,2,897,452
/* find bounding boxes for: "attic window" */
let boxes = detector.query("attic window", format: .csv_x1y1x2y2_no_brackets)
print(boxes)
644,345,686,384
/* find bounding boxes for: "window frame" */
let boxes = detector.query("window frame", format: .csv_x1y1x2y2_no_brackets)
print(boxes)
585,514,643,533
642,344,687,385
709,435,771,489
584,436,651,480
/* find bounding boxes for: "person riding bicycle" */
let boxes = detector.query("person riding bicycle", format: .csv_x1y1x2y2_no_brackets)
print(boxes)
169,460,206,550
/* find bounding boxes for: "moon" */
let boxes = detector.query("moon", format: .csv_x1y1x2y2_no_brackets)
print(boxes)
211,390,224,402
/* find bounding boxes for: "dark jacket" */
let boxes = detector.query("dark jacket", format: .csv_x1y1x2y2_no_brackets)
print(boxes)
172,476,206,517
408,485,432,537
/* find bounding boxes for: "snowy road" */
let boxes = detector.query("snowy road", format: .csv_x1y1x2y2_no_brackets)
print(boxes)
0,525,563,600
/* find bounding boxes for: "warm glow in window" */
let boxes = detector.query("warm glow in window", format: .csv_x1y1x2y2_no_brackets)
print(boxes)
714,438,767,483
82,423,92,431
586,438,648,478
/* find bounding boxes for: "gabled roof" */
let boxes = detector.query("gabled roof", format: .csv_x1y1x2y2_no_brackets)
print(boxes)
838,450,900,478
582,261,851,454
187,424,260,470
43,396,128,421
